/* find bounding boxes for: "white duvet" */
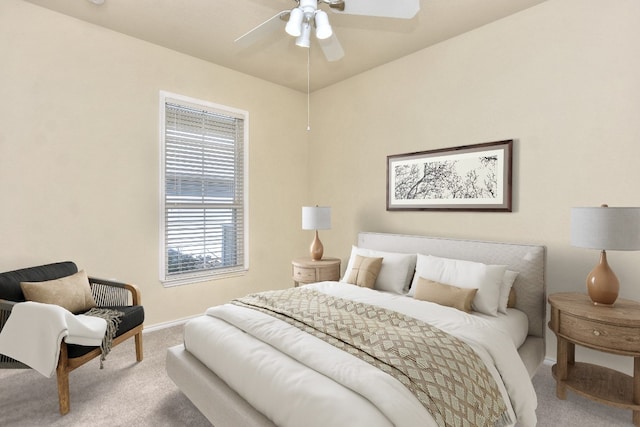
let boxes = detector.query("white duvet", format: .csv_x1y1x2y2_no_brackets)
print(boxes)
184,282,537,427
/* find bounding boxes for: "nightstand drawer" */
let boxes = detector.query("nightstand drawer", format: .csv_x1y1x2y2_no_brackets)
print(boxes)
293,266,316,282
560,313,640,353
292,257,341,287
317,264,340,281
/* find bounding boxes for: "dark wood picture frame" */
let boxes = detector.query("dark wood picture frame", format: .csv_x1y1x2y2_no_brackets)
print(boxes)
387,140,513,212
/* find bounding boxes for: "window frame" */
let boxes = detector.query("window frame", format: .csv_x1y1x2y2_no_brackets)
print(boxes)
159,91,249,286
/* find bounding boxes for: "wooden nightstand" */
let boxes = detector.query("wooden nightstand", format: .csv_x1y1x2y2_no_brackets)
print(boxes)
292,257,341,287
548,292,640,426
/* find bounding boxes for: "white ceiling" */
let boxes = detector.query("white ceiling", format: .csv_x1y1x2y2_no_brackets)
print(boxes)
24,0,547,93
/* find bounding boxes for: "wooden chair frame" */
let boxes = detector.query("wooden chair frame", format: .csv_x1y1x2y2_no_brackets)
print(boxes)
0,276,143,415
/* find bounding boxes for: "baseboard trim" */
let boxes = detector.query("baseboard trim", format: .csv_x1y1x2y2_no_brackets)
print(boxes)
143,314,201,334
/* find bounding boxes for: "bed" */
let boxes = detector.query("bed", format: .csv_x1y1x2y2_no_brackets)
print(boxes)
166,232,546,426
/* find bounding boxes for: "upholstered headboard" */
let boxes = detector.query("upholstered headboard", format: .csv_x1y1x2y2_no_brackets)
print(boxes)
357,232,546,338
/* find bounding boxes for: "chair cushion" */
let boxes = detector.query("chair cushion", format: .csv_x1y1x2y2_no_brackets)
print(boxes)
0,262,78,302
67,305,145,359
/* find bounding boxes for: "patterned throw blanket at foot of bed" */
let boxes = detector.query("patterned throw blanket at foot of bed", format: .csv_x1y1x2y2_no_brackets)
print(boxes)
232,287,511,427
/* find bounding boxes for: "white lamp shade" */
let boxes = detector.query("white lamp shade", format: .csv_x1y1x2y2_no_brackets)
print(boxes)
571,207,640,250
302,206,331,230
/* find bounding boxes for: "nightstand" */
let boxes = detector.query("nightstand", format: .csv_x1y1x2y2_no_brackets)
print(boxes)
292,257,341,287
548,292,640,426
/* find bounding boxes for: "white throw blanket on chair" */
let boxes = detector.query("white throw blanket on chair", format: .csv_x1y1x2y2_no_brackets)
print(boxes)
0,301,107,377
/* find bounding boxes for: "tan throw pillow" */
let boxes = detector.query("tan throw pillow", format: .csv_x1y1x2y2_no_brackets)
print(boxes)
21,270,97,313
413,277,478,313
507,287,517,308
345,255,383,288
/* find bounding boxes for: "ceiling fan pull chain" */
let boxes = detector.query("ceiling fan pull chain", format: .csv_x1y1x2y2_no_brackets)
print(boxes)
307,46,311,131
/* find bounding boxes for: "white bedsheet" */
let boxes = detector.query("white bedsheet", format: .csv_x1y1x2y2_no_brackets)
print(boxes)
380,289,529,349
184,282,537,427
455,307,529,348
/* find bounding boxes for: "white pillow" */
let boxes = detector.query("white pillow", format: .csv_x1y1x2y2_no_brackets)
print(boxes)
341,246,416,294
499,270,519,314
408,254,506,316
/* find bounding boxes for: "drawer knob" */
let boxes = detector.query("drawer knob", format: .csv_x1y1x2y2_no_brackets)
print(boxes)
593,329,601,336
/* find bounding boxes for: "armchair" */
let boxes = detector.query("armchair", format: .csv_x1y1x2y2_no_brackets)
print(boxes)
0,261,144,415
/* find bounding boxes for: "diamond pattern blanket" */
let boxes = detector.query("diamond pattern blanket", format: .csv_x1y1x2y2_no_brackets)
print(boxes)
232,287,511,427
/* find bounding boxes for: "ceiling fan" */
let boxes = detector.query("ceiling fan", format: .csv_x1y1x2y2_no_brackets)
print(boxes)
235,0,420,62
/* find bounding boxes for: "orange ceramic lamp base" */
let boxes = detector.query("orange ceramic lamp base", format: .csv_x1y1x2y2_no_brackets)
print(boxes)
309,230,324,261
586,250,619,306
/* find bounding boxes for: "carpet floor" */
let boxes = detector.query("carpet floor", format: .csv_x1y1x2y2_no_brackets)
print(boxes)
0,324,211,427
0,324,635,426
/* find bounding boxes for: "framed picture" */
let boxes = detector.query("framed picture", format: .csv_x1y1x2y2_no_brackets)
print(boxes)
387,140,513,212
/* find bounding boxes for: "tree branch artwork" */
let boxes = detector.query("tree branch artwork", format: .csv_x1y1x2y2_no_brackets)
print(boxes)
387,140,512,211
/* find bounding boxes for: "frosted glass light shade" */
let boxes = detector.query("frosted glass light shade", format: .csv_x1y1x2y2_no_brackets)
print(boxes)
314,11,332,40
302,206,331,230
295,21,311,48
285,8,304,37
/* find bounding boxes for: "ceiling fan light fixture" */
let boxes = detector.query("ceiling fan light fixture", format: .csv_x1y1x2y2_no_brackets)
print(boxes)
295,21,312,48
314,10,332,40
285,7,304,37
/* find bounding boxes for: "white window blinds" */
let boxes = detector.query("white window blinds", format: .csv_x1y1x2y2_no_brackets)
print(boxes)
160,92,248,284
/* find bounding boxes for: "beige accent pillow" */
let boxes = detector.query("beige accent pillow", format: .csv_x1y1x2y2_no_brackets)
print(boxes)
499,270,519,314
409,254,506,316
340,246,417,294
413,277,478,313
507,287,517,308
345,255,383,288
21,270,97,313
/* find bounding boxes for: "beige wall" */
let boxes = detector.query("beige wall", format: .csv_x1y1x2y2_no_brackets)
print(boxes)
0,0,309,325
2,0,640,373
310,0,640,370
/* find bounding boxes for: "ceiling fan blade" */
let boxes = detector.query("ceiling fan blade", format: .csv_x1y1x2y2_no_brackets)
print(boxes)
330,0,420,19
234,10,290,48
318,33,344,62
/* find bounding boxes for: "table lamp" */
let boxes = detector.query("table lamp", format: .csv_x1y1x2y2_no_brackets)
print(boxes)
302,206,331,261
570,204,640,305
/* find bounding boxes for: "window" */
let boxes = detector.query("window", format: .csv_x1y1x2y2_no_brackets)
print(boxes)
160,92,248,285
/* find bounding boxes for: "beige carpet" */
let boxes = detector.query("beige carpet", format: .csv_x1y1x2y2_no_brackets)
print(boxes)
0,324,211,427
532,362,632,426
0,324,634,426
